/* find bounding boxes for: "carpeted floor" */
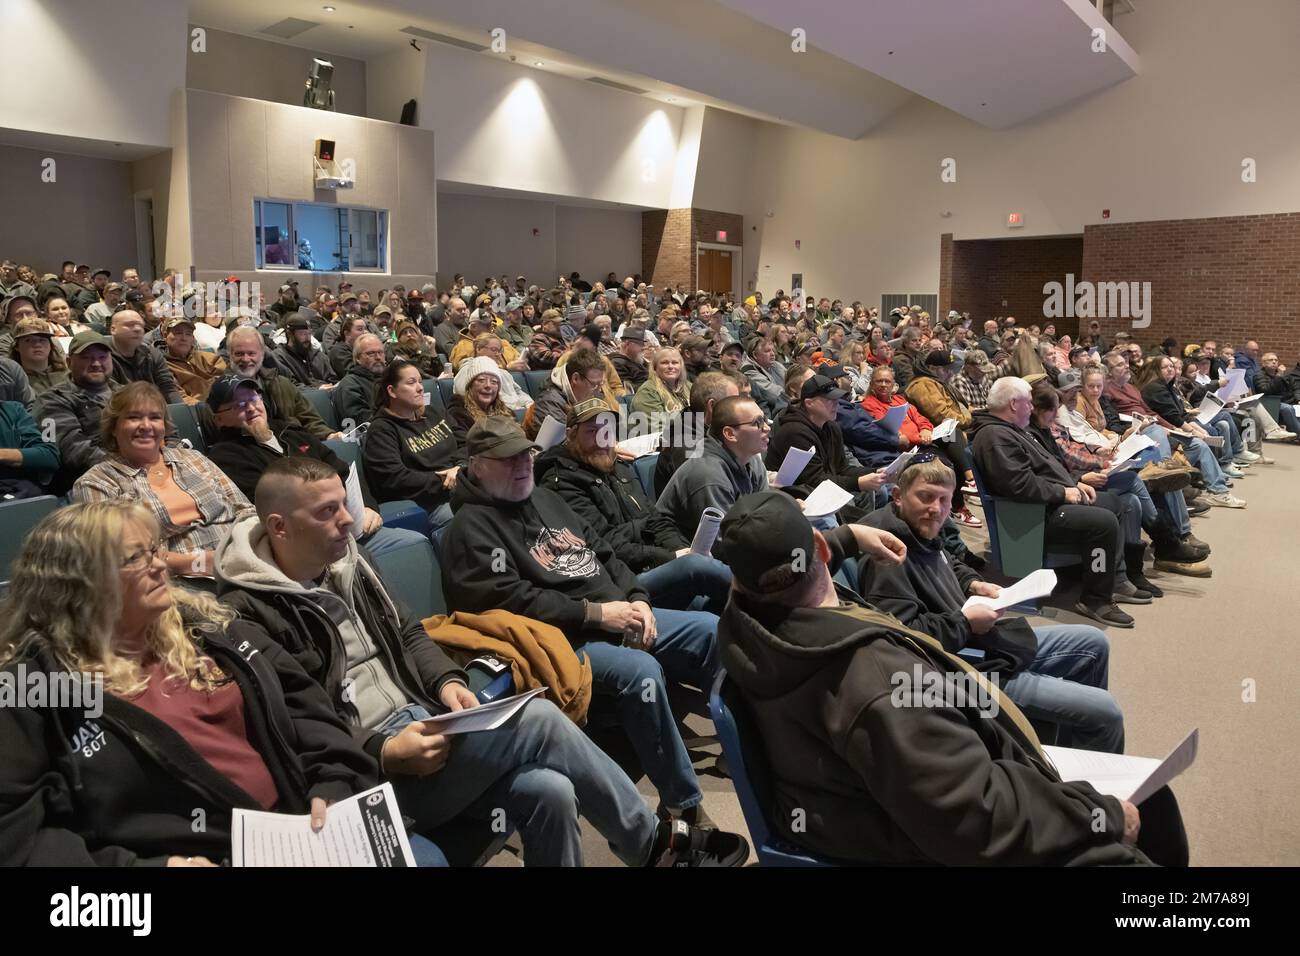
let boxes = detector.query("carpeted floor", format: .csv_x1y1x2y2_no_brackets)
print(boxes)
490,438,1300,867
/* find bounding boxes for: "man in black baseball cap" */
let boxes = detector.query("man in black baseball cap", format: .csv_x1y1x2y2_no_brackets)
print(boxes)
443,414,740,832
713,489,1187,865
765,373,886,516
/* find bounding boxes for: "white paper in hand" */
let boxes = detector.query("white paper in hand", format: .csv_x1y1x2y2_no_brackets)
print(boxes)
534,415,567,451
775,446,815,487
1216,369,1247,401
880,446,919,483
801,480,854,518
930,418,958,441
344,462,366,539
962,568,1057,612
1111,432,1155,466
881,403,910,431
419,687,546,736
690,506,726,555
1195,392,1225,425
618,431,661,458
1044,729,1198,805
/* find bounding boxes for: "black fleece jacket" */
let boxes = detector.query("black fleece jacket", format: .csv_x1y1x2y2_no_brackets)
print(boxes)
0,622,376,866
535,443,688,572
206,419,378,509
443,469,649,643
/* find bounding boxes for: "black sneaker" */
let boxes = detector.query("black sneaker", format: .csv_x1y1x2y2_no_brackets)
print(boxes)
1074,601,1135,628
648,819,750,867
656,802,718,831
1112,580,1152,604
1129,573,1163,598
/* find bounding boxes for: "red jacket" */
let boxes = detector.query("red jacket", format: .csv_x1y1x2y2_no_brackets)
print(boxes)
861,393,933,445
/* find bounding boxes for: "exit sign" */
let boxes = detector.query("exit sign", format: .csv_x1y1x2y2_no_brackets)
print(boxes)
1007,212,1024,228
716,230,727,242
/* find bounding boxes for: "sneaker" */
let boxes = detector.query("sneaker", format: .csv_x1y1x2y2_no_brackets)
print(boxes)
1187,499,1211,516
1234,450,1260,463
649,819,750,867
1137,458,1193,494
1207,492,1247,508
1112,579,1152,604
953,507,983,528
1153,557,1212,578
1255,453,1276,464
1222,465,1245,479
1129,573,1163,598
961,482,979,497
1264,429,1296,442
1073,601,1135,628
656,802,719,831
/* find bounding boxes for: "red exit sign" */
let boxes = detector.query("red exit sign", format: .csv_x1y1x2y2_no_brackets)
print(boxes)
1007,212,1023,228
716,230,727,242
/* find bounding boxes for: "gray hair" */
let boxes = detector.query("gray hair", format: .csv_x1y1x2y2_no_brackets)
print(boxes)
987,375,1030,412
353,333,383,361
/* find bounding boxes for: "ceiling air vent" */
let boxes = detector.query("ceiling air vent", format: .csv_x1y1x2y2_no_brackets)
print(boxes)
259,18,320,40
400,26,489,53
585,76,650,96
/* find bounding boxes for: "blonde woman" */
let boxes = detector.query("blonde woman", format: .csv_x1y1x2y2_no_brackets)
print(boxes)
71,381,254,579
629,346,691,433
0,501,441,866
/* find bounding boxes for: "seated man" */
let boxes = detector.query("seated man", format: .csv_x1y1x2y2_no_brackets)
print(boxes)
443,417,725,828
162,315,226,403
536,398,731,613
217,456,746,867
35,331,122,493
766,373,886,516
1252,351,1300,438
716,490,1188,866
523,347,606,440
107,308,185,404
272,313,335,387
739,338,787,419
657,395,771,555
969,377,1135,628
861,457,1123,752
1140,355,1253,472
221,326,339,442
333,333,387,430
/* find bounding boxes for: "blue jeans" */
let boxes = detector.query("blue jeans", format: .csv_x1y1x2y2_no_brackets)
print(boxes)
361,525,429,556
1277,403,1300,437
1172,434,1229,493
1097,471,1144,546
1130,435,1190,534
1002,624,1124,753
637,553,732,615
1204,409,1243,462
576,607,719,810
378,698,657,867
409,833,449,867
426,502,454,552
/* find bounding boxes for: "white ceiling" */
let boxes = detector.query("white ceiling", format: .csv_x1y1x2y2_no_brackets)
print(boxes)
0,127,164,161
188,0,1139,137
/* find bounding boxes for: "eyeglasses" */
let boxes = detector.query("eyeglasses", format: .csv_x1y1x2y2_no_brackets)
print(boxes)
218,397,261,414
737,416,770,430
121,541,163,571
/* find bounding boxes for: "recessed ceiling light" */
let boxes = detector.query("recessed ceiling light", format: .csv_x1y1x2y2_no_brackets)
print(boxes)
535,61,545,66
323,5,336,11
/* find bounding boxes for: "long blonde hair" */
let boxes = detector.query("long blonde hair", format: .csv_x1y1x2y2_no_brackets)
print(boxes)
0,501,233,697
645,347,691,414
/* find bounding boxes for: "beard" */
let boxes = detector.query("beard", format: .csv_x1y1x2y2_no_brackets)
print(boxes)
246,418,274,443
571,441,617,474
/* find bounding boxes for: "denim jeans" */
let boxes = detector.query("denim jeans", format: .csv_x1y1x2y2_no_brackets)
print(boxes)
637,553,732,615
575,607,719,810
1102,469,1155,535
409,833,449,867
1001,624,1124,753
1129,434,1190,534
1204,409,1243,462
1277,403,1300,437
361,525,429,556
378,698,658,867
1171,434,1229,493
426,501,455,552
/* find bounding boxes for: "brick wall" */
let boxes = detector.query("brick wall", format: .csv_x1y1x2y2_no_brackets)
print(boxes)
941,235,1083,332
1082,212,1300,365
642,207,743,292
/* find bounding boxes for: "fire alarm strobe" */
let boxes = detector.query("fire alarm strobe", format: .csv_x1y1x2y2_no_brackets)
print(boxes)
314,138,354,189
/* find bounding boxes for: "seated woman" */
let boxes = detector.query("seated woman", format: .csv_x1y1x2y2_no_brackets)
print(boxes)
629,346,691,434
363,358,465,542
842,341,872,399
446,356,523,437
0,500,445,867
9,318,69,396
42,294,95,337
861,365,980,527
465,344,533,411
71,382,254,581
0,393,59,498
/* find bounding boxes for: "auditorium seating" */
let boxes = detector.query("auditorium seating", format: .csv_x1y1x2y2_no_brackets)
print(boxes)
302,388,340,431
969,461,1082,580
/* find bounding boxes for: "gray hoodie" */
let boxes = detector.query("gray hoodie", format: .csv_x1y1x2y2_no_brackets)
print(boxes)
216,517,413,731
655,435,768,554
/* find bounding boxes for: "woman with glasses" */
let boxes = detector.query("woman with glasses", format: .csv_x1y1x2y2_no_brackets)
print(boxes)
363,359,466,544
70,382,253,582
0,500,447,867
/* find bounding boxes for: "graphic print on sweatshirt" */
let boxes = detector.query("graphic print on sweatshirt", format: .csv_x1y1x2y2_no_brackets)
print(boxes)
528,526,601,579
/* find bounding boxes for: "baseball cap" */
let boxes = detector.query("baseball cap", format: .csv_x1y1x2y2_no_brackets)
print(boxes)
12,318,57,340
567,397,616,428
284,313,311,332
720,341,744,356
207,374,262,411
465,416,540,459
277,284,294,294
965,349,994,370
1056,368,1083,391
716,492,816,595
104,282,123,293
91,268,111,280
340,291,358,304
620,327,646,344
681,335,710,353
800,374,847,401
67,331,113,355
818,361,847,379
162,316,196,333
579,324,604,349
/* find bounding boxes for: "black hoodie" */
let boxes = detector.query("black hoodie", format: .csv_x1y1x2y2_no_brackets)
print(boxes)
860,503,1037,675
443,469,649,642
0,622,376,866
362,407,464,513
765,401,869,497
717,530,1146,866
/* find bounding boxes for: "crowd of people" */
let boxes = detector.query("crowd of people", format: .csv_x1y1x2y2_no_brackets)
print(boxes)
2,256,1296,867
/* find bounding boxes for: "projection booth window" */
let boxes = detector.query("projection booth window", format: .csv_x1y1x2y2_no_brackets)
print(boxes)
255,200,388,273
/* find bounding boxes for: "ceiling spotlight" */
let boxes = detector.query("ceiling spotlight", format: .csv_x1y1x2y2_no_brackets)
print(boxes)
323,5,335,11
535,61,545,66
